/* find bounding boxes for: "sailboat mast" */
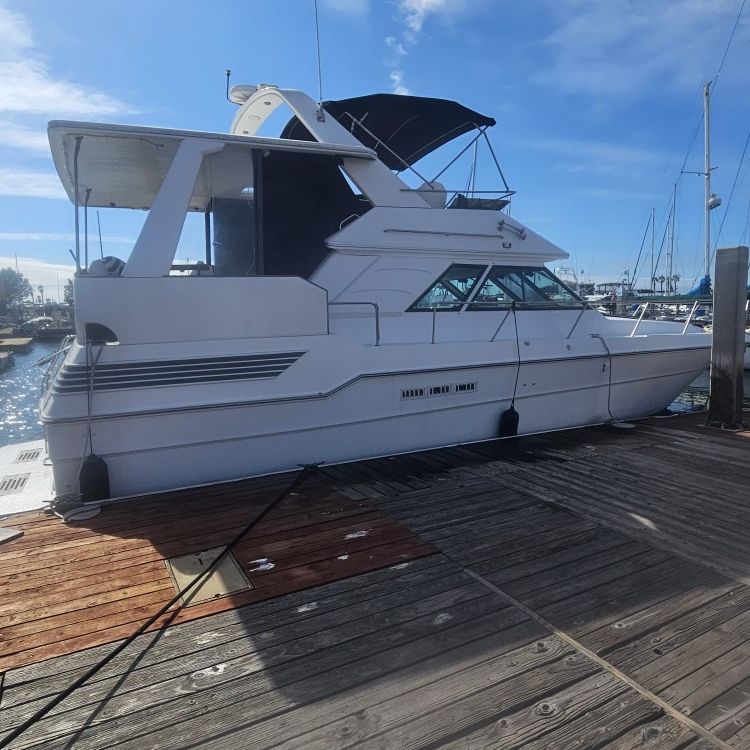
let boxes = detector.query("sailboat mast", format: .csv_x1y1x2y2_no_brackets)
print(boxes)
703,81,711,279
668,183,676,295
650,206,655,292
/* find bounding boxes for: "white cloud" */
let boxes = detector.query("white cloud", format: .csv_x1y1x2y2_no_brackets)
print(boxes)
0,255,74,292
389,70,411,96
0,168,66,199
0,120,48,152
385,0,466,94
0,7,133,118
0,59,131,117
385,36,408,58
0,6,32,56
399,0,465,36
537,0,750,97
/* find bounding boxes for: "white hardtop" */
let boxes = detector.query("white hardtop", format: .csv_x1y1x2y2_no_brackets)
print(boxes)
48,120,376,210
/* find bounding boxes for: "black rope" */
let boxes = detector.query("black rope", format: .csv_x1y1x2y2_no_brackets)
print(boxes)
510,301,521,408
0,465,318,749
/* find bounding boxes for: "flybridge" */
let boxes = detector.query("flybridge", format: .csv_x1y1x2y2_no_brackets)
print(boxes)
47,121,377,210
48,86,531,281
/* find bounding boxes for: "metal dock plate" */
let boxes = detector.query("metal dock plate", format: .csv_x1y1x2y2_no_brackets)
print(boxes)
165,547,253,606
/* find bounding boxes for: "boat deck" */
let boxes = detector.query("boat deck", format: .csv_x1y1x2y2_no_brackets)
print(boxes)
1,412,750,749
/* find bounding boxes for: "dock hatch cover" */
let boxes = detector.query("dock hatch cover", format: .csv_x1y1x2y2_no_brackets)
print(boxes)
0,473,30,496
14,449,41,464
165,547,253,606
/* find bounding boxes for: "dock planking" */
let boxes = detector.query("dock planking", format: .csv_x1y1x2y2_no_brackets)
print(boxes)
0,475,433,673
1,412,749,748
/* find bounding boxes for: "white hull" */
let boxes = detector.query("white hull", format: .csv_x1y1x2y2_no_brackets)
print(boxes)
43,343,707,497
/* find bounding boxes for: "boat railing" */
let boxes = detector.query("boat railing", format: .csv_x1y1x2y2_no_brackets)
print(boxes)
327,301,380,346
628,300,711,337
38,334,75,394
430,301,589,344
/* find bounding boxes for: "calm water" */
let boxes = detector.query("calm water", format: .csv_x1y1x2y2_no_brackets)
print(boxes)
0,340,58,447
1,343,748,448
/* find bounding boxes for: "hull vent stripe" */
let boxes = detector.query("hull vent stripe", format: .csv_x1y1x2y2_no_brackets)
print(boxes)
54,352,304,393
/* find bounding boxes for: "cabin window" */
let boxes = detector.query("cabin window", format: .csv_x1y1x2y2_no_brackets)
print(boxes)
409,264,486,311
468,266,582,309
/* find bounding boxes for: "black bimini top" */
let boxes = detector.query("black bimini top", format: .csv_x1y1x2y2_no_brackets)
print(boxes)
280,93,496,170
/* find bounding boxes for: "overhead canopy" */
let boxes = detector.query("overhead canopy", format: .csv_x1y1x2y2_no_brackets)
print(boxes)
280,94,496,170
47,121,375,209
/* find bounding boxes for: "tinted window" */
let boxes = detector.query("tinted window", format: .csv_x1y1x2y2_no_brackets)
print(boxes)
469,266,581,309
410,264,486,311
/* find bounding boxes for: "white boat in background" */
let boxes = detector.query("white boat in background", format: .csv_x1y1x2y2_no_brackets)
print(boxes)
40,85,711,502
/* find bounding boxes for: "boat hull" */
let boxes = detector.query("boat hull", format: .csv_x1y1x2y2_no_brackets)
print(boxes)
42,344,709,498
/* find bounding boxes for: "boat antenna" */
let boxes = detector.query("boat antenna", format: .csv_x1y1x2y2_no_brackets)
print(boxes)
313,0,325,122
225,69,233,103
96,210,104,259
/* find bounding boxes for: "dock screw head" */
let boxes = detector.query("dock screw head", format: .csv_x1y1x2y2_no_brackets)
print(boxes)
536,702,555,716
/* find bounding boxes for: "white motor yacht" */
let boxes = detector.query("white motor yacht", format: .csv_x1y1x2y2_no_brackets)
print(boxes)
41,85,711,502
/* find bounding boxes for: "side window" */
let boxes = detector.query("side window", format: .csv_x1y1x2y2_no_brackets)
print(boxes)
514,268,581,305
469,266,582,309
409,264,486,311
469,273,516,310
494,268,547,303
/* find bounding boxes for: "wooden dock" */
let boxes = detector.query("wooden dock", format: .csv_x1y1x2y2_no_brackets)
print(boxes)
1,412,749,749
0,339,32,355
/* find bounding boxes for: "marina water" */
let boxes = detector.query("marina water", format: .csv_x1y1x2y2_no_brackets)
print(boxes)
0,340,747,449
1,340,58,447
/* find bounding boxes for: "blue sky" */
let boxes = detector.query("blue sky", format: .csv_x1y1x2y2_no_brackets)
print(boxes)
0,0,749,298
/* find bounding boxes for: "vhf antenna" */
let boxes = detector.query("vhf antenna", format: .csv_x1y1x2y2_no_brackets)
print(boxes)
225,69,233,104
313,0,325,122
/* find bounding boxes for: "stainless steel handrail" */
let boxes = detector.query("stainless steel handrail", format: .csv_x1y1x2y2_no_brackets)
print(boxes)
629,303,649,337
681,301,700,334
427,300,587,344
627,299,711,336
39,334,75,394
328,301,380,346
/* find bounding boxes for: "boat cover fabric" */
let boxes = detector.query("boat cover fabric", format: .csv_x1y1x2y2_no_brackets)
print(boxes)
281,94,495,170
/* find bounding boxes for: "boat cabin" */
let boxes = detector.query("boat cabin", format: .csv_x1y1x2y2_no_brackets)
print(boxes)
48,86,574,348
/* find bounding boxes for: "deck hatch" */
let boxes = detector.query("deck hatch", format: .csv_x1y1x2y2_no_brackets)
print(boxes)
14,449,42,464
165,547,253,606
0,473,30,495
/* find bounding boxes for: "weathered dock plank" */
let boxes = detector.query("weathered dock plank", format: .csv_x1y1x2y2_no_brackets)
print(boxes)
2,414,749,749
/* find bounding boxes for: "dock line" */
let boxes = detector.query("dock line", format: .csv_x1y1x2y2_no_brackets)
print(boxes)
0,464,319,749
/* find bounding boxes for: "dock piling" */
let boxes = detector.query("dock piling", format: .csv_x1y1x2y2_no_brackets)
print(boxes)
708,245,749,430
